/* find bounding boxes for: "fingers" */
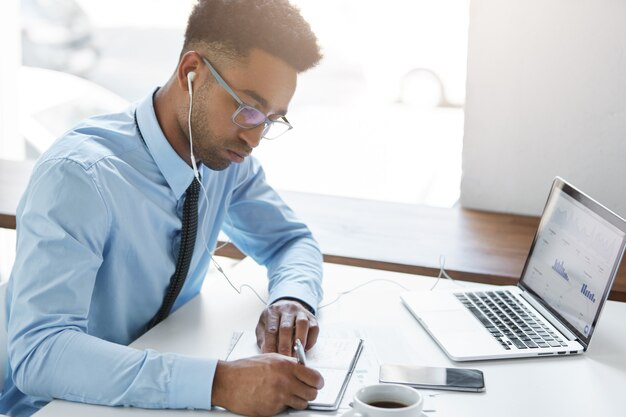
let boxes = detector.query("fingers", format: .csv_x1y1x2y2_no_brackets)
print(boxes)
294,310,309,349
256,307,279,353
303,314,319,351
286,391,314,411
256,300,320,355
294,362,325,390
285,379,319,410
287,365,323,410
278,311,296,356
213,355,321,417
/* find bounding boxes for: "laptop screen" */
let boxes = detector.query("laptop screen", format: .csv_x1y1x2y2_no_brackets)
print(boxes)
519,178,626,346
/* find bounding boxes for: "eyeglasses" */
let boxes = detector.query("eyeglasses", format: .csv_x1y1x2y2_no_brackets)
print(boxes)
201,57,293,140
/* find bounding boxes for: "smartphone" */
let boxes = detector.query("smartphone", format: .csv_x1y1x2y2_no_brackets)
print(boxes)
379,364,485,392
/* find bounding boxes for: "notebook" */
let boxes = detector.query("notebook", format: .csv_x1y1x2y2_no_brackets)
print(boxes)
226,331,364,410
402,177,626,361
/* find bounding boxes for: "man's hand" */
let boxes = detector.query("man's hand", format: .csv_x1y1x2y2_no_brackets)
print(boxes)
211,354,324,416
256,299,319,356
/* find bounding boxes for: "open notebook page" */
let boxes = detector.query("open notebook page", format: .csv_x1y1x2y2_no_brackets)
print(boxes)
226,332,363,410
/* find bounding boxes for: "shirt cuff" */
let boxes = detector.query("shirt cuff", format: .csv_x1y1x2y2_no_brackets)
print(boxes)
272,296,315,314
169,354,218,409
268,283,319,315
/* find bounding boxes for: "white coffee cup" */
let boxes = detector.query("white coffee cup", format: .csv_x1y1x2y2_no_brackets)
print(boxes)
344,383,424,417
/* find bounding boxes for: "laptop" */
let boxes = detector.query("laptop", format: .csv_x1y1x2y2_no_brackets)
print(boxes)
401,177,626,361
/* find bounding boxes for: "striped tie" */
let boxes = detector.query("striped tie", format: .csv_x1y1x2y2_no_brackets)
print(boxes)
148,177,200,329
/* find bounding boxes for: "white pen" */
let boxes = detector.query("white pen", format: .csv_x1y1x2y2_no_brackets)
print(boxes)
294,338,307,365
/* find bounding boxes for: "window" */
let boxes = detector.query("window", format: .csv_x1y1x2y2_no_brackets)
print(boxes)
17,0,468,207
263,0,469,207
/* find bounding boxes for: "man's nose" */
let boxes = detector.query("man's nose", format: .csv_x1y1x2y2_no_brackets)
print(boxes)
239,125,264,149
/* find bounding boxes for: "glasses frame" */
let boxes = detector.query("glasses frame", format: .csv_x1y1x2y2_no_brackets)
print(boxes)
201,56,293,140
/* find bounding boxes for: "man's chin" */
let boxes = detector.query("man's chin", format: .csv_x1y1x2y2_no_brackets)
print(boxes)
203,158,232,172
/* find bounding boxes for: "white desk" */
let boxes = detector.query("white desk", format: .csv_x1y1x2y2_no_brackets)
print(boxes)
35,258,626,417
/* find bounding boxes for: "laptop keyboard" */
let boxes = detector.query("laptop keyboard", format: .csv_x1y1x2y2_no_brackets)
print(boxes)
454,290,568,350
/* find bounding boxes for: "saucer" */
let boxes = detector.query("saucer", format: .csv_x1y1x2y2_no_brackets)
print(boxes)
340,410,427,417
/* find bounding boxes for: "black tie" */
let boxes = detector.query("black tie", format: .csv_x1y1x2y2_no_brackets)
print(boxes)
148,178,200,329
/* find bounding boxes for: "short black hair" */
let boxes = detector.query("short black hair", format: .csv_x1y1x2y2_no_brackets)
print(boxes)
183,0,322,72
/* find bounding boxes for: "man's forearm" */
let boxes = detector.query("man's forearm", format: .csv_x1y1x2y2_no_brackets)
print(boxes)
9,329,216,409
266,236,323,310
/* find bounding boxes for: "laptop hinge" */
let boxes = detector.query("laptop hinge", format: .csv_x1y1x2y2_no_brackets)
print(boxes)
518,289,580,343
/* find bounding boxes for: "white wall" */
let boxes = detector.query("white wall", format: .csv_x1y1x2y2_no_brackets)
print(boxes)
461,0,626,218
0,0,22,159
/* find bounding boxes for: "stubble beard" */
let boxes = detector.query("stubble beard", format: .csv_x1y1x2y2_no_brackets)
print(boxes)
190,104,233,172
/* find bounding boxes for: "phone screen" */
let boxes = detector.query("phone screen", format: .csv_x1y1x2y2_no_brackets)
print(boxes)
379,364,485,392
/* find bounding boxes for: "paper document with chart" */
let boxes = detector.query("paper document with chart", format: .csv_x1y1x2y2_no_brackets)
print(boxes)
227,332,364,410
402,177,626,361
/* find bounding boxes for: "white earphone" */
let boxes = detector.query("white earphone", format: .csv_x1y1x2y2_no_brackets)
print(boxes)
187,71,196,94
186,71,200,180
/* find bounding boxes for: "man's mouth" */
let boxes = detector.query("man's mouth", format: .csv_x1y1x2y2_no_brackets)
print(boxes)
226,149,249,163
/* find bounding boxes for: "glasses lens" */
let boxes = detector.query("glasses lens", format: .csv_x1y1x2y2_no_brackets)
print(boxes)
263,121,292,140
233,105,266,128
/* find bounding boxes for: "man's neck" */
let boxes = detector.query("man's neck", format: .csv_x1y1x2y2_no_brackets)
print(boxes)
153,80,193,166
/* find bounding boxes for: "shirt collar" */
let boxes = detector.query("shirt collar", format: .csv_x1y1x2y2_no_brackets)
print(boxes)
135,88,197,200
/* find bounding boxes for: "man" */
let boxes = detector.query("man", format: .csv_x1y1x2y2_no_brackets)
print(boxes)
0,1,325,416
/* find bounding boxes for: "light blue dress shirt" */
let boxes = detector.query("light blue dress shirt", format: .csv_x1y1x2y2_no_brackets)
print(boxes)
0,90,323,416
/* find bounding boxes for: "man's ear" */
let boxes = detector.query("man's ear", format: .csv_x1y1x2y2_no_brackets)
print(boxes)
177,51,203,94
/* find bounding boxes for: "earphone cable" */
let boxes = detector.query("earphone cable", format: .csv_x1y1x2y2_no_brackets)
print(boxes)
318,278,410,310
187,74,200,180
319,256,460,309
429,255,462,290
187,75,267,305
197,180,268,305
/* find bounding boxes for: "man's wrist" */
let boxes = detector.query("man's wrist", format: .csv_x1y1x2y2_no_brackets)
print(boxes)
272,297,315,314
211,360,229,409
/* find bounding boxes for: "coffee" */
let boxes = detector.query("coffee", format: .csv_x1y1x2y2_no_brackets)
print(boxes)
353,384,423,417
367,401,408,409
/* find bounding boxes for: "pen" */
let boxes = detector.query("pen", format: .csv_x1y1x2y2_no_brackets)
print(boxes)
294,338,307,365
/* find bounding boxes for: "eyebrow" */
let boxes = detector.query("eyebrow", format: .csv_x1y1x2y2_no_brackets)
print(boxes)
241,89,288,116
